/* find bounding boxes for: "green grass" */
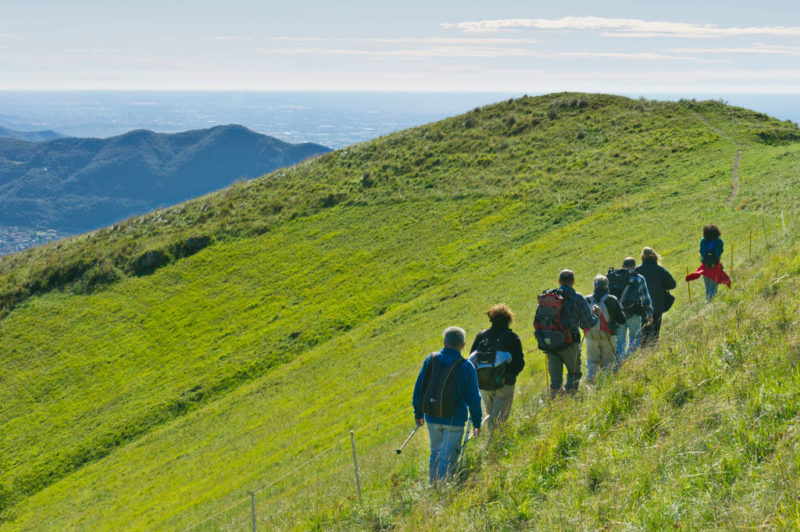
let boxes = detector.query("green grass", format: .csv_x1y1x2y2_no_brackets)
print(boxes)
1,93,799,530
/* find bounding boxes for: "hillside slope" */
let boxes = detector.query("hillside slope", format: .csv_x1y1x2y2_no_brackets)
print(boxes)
0,126,63,142
0,125,330,232
0,93,799,530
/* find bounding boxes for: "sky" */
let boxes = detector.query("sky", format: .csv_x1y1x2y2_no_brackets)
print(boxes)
1,0,799,93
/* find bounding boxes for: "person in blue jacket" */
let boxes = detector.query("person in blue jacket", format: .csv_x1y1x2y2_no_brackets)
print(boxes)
412,326,482,484
700,224,724,302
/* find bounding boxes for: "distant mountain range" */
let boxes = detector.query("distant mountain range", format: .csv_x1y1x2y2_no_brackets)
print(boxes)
0,125,63,142
0,125,331,233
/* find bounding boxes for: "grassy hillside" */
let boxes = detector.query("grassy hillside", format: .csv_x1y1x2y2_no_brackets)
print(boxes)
1,93,799,530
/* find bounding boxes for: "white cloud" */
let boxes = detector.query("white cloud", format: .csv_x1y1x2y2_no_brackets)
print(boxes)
269,36,541,45
258,45,720,63
670,44,800,56
442,16,800,39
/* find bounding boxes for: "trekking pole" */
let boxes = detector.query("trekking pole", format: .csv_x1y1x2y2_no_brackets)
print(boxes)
458,415,491,466
686,267,692,303
395,425,420,455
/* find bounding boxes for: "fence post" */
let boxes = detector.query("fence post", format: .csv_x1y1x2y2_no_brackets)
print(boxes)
250,491,256,532
749,230,752,261
730,243,733,280
350,431,363,504
686,266,692,303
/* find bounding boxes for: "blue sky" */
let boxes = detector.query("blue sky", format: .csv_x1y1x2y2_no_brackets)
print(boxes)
1,0,799,92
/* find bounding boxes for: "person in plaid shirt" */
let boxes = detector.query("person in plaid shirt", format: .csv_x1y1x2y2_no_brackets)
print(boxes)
616,257,653,363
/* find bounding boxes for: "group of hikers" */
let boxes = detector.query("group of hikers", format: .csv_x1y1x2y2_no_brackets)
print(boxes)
411,224,728,484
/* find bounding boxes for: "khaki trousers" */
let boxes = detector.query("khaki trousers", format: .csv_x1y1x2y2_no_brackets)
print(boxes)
481,384,515,429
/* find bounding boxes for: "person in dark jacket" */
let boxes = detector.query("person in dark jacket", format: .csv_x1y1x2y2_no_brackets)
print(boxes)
544,269,599,397
412,326,482,484
584,274,627,381
467,304,524,429
699,224,724,302
636,247,677,347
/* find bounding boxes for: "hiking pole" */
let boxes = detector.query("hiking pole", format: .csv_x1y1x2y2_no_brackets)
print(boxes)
396,425,421,455
686,267,692,303
458,415,491,466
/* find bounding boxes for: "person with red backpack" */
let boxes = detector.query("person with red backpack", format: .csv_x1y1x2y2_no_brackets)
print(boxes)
584,274,627,381
534,269,600,397
412,326,483,485
467,304,525,429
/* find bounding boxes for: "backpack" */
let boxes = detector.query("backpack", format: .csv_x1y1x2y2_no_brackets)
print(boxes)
421,354,465,418
607,267,637,310
584,294,612,340
472,331,509,391
534,289,574,352
702,240,720,267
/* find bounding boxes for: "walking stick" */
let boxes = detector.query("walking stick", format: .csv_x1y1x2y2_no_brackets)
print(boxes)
458,414,491,467
396,424,421,455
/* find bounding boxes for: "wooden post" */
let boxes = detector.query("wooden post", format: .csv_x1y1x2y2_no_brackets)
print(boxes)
749,230,752,261
350,431,363,504
250,491,256,532
686,266,692,303
730,243,733,280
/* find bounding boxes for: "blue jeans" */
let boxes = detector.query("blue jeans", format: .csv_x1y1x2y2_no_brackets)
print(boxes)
703,275,718,302
617,314,642,363
427,422,465,484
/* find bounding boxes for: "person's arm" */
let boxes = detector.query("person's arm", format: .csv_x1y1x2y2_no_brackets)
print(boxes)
412,356,431,421
699,239,705,259
506,332,525,376
639,275,653,322
608,297,627,326
575,294,599,330
717,238,724,258
663,267,677,291
468,332,482,355
462,362,483,430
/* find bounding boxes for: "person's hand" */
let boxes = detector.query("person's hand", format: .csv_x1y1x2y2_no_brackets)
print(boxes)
591,304,601,315
645,317,654,327
472,426,480,437
415,418,424,426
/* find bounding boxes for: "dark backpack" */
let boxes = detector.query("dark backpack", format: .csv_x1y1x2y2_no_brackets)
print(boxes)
702,240,720,267
421,354,465,418
472,331,508,391
607,267,637,310
534,289,574,352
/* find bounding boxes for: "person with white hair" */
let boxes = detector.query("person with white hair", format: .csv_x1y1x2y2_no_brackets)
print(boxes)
584,274,627,380
412,326,483,484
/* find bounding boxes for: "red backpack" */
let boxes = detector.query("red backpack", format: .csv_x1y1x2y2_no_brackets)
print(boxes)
533,289,574,351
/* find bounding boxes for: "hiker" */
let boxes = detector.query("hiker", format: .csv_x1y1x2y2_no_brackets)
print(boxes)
698,224,726,302
534,269,599,397
412,326,483,485
584,274,627,381
635,247,676,347
467,304,525,429
608,257,653,363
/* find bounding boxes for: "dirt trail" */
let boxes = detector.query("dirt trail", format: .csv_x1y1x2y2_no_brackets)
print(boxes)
694,112,743,206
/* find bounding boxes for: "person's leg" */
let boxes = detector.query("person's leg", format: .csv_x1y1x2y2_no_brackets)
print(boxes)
482,389,496,429
650,313,663,344
703,276,718,302
585,339,601,381
440,424,465,480
492,384,515,424
427,423,445,485
626,314,643,357
547,352,563,397
617,320,629,359
562,342,582,393
598,337,616,373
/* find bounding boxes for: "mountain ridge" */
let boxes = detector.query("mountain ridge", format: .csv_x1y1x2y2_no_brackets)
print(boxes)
0,124,330,233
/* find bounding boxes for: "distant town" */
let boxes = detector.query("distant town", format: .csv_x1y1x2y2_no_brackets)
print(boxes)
0,226,69,256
